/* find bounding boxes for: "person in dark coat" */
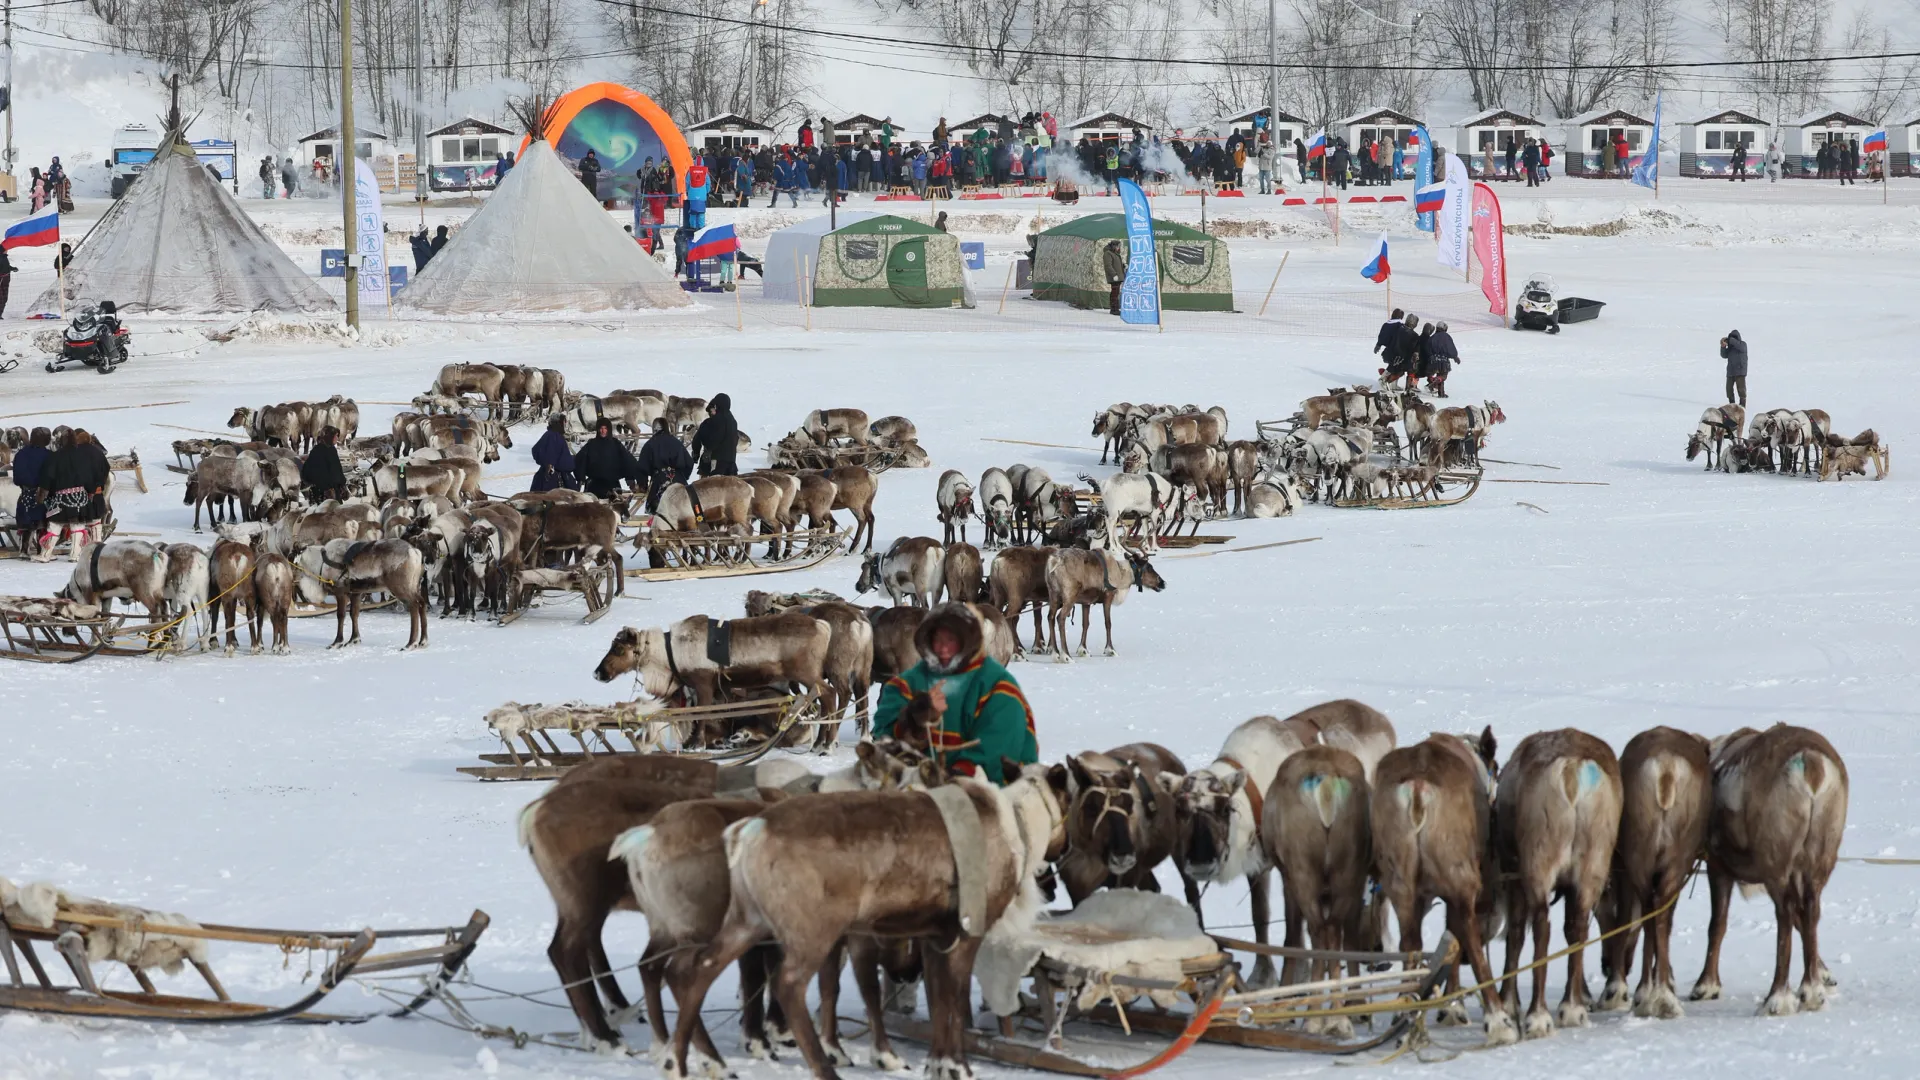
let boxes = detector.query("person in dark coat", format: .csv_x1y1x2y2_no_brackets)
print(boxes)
530,415,576,492
430,225,450,259
34,427,109,560
635,419,694,512
410,227,433,272
0,244,13,319
575,418,640,500
12,426,51,555
1103,240,1128,316
1374,309,1405,378
691,393,739,477
1424,322,1459,397
1730,140,1748,182
579,150,601,196
1383,314,1421,386
300,427,348,502
1720,329,1748,407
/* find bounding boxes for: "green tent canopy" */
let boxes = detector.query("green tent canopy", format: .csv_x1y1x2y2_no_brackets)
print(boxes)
1031,213,1234,312
807,214,975,308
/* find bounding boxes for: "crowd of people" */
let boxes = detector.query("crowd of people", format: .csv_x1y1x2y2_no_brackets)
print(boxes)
1374,308,1461,398
25,157,72,213
8,426,112,561
527,395,741,516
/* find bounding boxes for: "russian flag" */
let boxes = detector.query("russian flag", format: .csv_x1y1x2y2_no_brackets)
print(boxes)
1307,130,1327,161
1360,232,1390,283
1414,182,1447,215
686,224,739,262
1863,129,1888,154
3,205,58,250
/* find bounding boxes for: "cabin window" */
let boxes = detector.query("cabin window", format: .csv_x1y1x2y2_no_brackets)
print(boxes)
1627,131,1644,150
1705,131,1722,150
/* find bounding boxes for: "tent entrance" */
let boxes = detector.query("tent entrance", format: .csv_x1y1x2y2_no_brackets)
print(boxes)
887,238,929,305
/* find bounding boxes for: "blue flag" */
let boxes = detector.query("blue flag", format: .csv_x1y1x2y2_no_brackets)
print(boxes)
1116,178,1160,326
1413,126,1435,232
1632,94,1661,190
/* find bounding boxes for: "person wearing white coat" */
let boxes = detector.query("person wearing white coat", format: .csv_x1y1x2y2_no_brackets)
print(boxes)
1765,141,1785,183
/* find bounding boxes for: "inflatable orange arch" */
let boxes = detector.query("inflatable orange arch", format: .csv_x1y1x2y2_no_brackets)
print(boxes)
519,82,692,196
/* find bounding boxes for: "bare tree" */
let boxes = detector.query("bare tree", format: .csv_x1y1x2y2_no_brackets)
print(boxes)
1711,0,1835,122
1838,7,1918,123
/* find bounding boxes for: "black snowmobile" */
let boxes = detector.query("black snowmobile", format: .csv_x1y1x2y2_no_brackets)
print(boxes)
49,301,130,374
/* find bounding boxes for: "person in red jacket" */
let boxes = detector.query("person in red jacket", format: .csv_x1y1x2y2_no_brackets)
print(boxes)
798,119,815,148
1613,135,1631,178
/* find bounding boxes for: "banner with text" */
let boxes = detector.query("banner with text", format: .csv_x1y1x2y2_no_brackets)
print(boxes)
1116,177,1161,326
353,158,389,307
1471,182,1507,318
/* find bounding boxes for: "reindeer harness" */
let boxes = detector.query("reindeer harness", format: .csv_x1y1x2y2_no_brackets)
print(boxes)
925,785,990,937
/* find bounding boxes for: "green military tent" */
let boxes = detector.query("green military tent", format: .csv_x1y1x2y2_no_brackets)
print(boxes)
770,214,974,308
1031,213,1234,312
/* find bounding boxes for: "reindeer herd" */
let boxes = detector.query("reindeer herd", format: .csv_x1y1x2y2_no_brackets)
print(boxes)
517,656,1850,1076
1686,404,1888,480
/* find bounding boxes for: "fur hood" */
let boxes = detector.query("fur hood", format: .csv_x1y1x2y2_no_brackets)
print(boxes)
914,602,985,674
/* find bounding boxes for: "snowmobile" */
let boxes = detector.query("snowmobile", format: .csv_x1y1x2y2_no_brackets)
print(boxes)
1513,275,1563,333
48,301,130,373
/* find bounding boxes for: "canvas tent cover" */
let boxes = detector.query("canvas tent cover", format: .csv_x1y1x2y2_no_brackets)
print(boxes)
36,139,335,315
1031,214,1233,312
397,139,688,314
764,213,974,308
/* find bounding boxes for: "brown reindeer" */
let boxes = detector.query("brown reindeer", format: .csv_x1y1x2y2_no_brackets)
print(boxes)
941,542,983,603
1261,745,1371,1037
665,767,1071,1080
435,361,506,402
250,550,295,653
651,476,755,535
802,408,871,446
1597,726,1711,1020
789,469,839,535
868,605,928,683
592,614,832,707
518,501,625,594
823,465,878,553
742,474,795,557
1425,401,1506,467
292,538,429,649
1058,743,1184,903
1493,728,1623,1038
209,539,258,654
1042,546,1166,660
1223,440,1262,515
1689,724,1848,1016
987,545,1054,656
1370,729,1515,1045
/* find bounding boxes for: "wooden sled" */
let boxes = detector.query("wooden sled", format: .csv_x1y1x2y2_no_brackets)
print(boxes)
1144,534,1232,549
0,887,489,1026
108,452,148,494
0,596,169,663
497,564,616,626
766,440,909,474
1344,466,1483,510
459,694,815,781
624,523,848,582
290,596,401,619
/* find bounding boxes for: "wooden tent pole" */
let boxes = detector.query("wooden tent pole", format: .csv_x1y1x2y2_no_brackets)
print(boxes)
1257,251,1288,317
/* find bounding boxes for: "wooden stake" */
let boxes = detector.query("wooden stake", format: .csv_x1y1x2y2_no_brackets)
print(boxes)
997,260,1014,315
801,253,812,331
1256,251,1288,317
734,267,744,331
56,260,65,320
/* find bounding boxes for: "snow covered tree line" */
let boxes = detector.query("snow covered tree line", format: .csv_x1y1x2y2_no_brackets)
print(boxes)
70,0,1920,144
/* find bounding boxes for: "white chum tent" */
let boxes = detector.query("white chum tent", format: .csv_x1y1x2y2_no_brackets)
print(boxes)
396,139,689,314
35,136,335,315
761,211,877,302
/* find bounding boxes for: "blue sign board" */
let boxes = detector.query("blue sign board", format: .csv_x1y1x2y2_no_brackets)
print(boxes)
320,248,346,277
960,241,986,270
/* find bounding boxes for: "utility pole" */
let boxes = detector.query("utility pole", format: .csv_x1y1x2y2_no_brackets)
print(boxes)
746,0,764,121
4,0,14,187
412,0,426,208
1267,0,1278,161
341,0,358,329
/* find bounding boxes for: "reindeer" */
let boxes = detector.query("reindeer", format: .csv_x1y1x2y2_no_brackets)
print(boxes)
1058,744,1184,903
935,470,975,545
1261,745,1372,1037
497,365,544,422
1092,403,1139,464
209,538,258,655
1425,401,1506,468
821,466,878,553
185,452,268,530
1042,547,1164,660
1818,433,1889,480
867,605,928,684
517,501,625,594
1370,729,1516,1045
435,361,506,403
159,543,212,651
664,766,1071,1080
941,542,983,603
737,596,874,748
854,537,941,608
1151,444,1228,523
1012,467,1064,545
293,538,429,649
1685,405,1746,470
1247,471,1302,517
649,477,756,547
1222,440,1263,515
1168,701,1396,987
1493,729,1623,1039
802,408,871,446
228,405,302,448
1597,726,1712,1020
1690,724,1848,1017
592,615,833,708
250,551,295,654
1079,470,1175,552
61,540,167,620
362,461,462,504
868,415,917,446
987,545,1055,656
977,467,1015,548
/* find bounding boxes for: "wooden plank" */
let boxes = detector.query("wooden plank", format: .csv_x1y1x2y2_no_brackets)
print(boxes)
0,400,189,421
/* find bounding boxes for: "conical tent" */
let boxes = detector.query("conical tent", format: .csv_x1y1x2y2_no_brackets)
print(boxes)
397,139,689,314
34,136,336,315
1031,213,1234,312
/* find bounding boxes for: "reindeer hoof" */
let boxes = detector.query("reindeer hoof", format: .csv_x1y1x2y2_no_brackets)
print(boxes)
772,1025,797,1048
1482,1010,1519,1047
1321,1015,1354,1040
1820,965,1838,989
1689,977,1722,1001
608,1003,645,1029
1556,1002,1589,1029
1522,1009,1555,1040
691,1051,732,1079
743,1036,775,1061
1074,647,1087,658
1799,981,1828,1012
1246,956,1277,991
223,645,236,658
1635,986,1684,1020
823,1044,853,1068
1762,989,1799,1017
1102,647,1116,657
873,1049,910,1073
1435,999,1470,1027
1597,979,1630,1012
924,1056,973,1080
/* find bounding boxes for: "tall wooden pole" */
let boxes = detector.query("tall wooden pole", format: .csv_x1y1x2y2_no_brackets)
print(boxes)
341,0,359,329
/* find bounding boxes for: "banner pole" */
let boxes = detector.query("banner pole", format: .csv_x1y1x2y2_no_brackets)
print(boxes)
1256,250,1288,317
735,264,744,331
56,259,65,320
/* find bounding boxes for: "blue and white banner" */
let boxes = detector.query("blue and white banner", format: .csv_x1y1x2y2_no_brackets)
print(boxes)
1116,177,1160,326
1632,93,1661,190
353,158,389,306
1413,125,1435,233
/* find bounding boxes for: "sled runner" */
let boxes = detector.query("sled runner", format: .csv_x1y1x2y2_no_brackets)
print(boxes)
459,694,817,781
0,595,168,662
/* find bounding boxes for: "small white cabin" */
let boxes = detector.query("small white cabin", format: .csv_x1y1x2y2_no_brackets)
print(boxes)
833,114,891,146
1336,106,1422,156
1068,112,1150,144
1896,114,1920,177
425,118,517,191
1680,109,1768,177
1455,108,1545,179
1221,106,1310,149
1565,108,1654,177
1784,109,1873,176
685,113,773,153
297,125,393,181
949,113,1015,142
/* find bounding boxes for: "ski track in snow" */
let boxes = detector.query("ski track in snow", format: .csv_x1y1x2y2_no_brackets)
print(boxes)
2,186,1919,1078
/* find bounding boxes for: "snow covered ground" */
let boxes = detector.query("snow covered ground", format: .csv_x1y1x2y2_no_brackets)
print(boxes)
2,180,1918,1078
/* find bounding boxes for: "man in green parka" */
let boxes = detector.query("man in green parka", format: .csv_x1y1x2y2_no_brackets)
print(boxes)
872,604,1037,783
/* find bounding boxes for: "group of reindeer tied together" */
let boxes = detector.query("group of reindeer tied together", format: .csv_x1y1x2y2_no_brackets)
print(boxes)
1686,404,1887,480
1270,386,1506,505
516,688,1847,1080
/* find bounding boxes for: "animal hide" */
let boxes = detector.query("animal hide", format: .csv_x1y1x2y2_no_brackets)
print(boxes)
0,876,210,974
974,889,1217,1017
